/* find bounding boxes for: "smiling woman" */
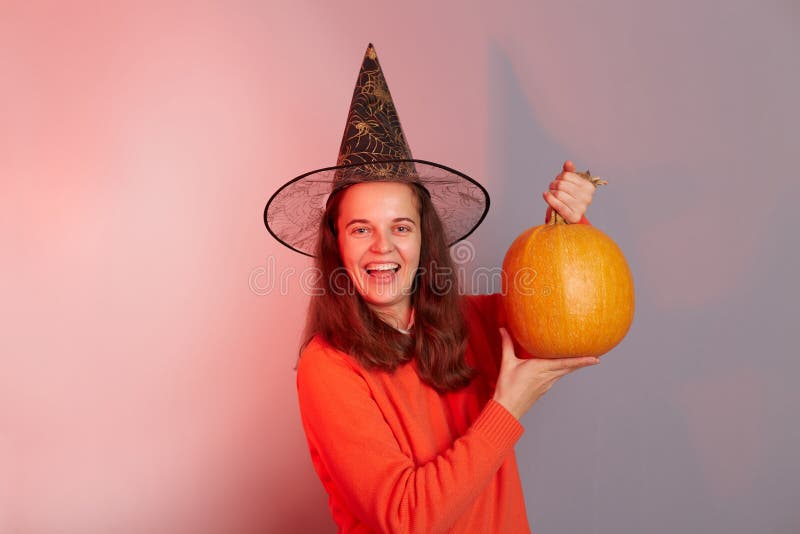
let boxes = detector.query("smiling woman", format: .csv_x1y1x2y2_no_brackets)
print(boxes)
335,181,422,330
309,174,473,391
263,44,601,533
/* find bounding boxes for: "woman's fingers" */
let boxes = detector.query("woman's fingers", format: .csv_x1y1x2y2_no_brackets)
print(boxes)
544,163,597,223
499,326,511,342
498,327,519,366
552,173,595,199
500,327,599,373
549,178,588,203
524,355,599,384
543,190,579,222
548,356,600,370
498,327,513,351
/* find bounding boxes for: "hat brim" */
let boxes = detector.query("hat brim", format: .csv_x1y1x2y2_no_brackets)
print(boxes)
264,159,490,257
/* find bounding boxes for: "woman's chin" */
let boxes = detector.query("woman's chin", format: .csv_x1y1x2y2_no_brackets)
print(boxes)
359,287,412,314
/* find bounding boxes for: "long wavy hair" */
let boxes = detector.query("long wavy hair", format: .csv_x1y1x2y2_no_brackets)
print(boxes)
301,181,474,392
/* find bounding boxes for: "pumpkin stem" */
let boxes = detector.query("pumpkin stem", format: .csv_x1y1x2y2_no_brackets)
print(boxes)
577,170,609,188
547,209,567,225
547,170,608,225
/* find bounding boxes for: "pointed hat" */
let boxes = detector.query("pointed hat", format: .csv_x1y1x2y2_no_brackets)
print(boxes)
264,44,489,256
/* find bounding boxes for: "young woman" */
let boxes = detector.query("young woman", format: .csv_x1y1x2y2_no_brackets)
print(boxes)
265,44,601,533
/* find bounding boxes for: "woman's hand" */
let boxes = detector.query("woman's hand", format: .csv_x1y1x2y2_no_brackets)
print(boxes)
542,160,599,223
493,328,600,419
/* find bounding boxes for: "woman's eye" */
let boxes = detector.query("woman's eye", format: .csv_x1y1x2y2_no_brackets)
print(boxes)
352,227,369,235
395,225,410,233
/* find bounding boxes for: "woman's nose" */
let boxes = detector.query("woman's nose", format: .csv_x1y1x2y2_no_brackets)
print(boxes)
370,230,394,253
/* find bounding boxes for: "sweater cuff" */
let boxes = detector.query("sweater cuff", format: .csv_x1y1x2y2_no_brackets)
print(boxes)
471,400,524,452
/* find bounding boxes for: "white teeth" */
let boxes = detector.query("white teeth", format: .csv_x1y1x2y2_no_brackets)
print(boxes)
366,263,399,271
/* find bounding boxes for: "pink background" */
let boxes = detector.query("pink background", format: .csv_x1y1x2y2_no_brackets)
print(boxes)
2,1,798,533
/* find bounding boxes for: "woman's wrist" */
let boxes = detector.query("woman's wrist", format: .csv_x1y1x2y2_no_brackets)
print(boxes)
491,395,522,420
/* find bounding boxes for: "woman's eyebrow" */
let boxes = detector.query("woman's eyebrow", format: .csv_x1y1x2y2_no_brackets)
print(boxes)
344,217,417,228
343,218,370,228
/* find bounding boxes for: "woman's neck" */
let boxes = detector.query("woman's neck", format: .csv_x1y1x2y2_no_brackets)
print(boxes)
370,304,414,332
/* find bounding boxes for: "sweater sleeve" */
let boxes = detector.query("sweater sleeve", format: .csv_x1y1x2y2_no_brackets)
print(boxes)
296,339,524,534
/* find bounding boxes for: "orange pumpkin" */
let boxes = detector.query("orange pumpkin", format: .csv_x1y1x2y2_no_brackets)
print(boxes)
502,177,634,358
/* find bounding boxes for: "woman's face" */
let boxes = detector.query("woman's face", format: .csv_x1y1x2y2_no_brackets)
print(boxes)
336,181,422,327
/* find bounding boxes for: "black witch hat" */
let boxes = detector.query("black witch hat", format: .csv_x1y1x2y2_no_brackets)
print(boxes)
264,43,489,257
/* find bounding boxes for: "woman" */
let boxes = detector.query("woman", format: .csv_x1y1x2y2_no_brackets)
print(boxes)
265,44,601,533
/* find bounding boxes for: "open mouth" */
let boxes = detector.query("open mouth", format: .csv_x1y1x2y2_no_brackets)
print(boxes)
365,263,400,278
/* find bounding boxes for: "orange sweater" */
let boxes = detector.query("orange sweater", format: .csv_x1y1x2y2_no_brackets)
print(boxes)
297,293,530,533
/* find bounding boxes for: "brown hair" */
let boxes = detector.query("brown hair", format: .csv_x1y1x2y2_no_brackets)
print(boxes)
301,181,474,392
